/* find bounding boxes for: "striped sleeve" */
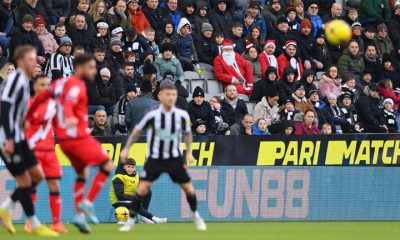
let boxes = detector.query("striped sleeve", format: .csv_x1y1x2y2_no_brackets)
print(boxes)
0,73,22,138
135,110,155,131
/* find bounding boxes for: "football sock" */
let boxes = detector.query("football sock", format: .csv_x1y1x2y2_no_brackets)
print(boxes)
186,194,197,212
18,187,35,217
87,169,109,202
74,178,86,213
28,215,41,229
49,192,61,224
1,196,15,211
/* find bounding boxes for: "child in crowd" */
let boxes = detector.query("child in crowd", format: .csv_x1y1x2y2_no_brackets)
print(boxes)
52,22,67,45
282,121,294,135
321,123,333,135
230,22,245,54
279,98,299,121
242,12,255,38
113,83,137,135
286,7,299,32
176,18,199,71
344,7,358,25
362,26,375,48
214,31,225,55
139,27,160,57
382,98,398,133
192,119,207,135
35,18,59,56
111,27,125,50
252,118,271,135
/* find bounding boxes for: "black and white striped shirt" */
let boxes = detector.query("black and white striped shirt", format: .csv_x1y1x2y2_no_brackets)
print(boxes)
135,106,191,160
45,52,74,79
0,70,30,143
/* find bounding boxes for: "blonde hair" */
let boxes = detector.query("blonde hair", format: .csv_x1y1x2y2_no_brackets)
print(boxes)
89,0,108,23
0,63,15,80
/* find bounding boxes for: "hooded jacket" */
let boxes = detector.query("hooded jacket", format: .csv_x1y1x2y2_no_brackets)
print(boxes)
356,93,386,128
249,66,278,103
208,0,233,38
193,1,210,37
277,66,297,104
299,69,317,96
195,33,217,65
176,18,198,62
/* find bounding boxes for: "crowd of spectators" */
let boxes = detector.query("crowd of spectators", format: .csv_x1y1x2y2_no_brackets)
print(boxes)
0,0,400,136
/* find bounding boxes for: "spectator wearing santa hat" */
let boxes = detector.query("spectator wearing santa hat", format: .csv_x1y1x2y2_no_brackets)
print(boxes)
35,17,59,56
214,39,254,95
258,39,278,77
243,42,262,82
277,40,304,80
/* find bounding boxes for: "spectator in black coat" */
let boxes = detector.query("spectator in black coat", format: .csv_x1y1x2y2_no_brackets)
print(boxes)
45,0,70,24
120,62,140,90
108,37,125,71
91,109,113,136
230,114,253,135
188,87,216,133
67,0,95,34
363,43,383,83
299,68,317,97
193,1,210,38
355,84,388,133
250,66,278,103
221,84,248,126
10,14,45,63
142,0,165,44
88,67,117,115
195,22,217,71
324,93,351,134
268,16,297,57
18,0,50,30
229,21,245,54
68,14,93,52
277,66,297,105
209,0,233,39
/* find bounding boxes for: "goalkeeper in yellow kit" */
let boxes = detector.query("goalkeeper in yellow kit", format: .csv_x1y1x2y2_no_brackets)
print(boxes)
109,158,167,223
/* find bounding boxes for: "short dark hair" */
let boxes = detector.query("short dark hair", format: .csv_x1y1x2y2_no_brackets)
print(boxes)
73,53,95,68
124,62,135,69
232,22,243,29
267,90,279,99
14,45,36,63
94,47,105,53
214,31,224,38
346,73,356,81
55,22,65,29
126,28,137,38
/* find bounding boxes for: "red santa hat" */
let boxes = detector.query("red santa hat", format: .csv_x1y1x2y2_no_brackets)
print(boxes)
222,39,235,50
245,40,253,49
284,40,297,49
265,40,276,48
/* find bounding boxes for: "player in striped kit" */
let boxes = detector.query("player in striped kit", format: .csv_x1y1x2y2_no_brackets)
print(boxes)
24,75,67,233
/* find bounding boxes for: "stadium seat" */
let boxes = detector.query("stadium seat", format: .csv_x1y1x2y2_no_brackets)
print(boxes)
182,79,190,91
200,71,215,80
238,94,249,101
184,71,200,80
316,71,324,80
189,79,206,93
206,79,223,95
245,102,256,114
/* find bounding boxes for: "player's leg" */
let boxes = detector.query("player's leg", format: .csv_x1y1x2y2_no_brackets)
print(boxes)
78,159,113,224
119,181,153,232
47,179,67,233
24,164,44,233
72,167,92,234
180,182,206,231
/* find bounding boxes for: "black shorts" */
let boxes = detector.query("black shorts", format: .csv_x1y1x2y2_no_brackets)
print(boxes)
141,157,191,184
0,140,38,176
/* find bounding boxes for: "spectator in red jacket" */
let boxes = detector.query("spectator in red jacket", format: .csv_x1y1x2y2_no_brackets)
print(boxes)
214,39,254,95
277,40,304,80
258,39,278,77
128,0,150,34
295,109,321,135
379,79,400,110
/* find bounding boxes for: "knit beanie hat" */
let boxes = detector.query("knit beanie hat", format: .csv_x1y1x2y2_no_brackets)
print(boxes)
161,42,174,53
201,22,213,32
34,18,46,29
125,82,137,93
300,18,312,29
276,16,289,25
100,68,111,78
192,86,205,98
60,36,73,47
22,14,34,24
142,63,157,75
110,37,122,47
377,23,388,32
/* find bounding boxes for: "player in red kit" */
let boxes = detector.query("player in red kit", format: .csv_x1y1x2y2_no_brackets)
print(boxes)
24,75,67,233
28,54,114,234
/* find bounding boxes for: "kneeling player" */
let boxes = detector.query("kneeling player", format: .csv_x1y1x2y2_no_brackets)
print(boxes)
109,158,167,224
24,75,67,233
120,81,206,232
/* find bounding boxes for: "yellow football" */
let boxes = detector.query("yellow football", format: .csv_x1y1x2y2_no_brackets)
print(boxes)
325,19,352,46
114,206,130,222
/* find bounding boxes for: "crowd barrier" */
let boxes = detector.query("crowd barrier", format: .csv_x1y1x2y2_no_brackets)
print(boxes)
1,134,400,223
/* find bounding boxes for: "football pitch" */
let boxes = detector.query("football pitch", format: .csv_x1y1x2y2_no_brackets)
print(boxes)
1,222,400,240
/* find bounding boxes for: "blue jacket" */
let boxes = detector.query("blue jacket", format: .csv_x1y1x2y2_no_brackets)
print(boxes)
176,18,198,62
125,93,159,132
253,14,267,39
306,13,324,37
252,124,271,136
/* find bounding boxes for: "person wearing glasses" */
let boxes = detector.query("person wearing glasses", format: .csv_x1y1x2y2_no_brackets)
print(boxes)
305,1,323,37
374,23,394,58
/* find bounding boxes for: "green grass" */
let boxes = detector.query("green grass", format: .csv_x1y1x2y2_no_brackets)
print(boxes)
1,222,400,240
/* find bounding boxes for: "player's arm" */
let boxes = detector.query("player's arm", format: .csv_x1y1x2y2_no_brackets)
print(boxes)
120,128,142,161
63,84,81,127
182,113,195,163
26,88,53,120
